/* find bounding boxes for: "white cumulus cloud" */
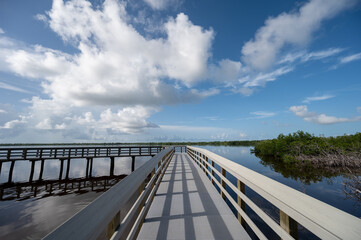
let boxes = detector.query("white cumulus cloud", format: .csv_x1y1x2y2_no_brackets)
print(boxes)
289,105,361,124
241,0,357,70
0,0,216,138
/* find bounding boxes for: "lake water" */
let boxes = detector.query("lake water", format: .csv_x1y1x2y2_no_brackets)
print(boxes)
0,146,360,239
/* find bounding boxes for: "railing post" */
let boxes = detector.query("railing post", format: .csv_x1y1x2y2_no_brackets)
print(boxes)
280,210,298,240
106,211,120,240
237,179,246,227
150,168,156,190
211,160,215,185
138,181,145,214
220,168,226,199
204,156,208,177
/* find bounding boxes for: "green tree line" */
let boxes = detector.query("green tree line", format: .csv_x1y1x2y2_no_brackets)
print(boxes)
253,131,361,162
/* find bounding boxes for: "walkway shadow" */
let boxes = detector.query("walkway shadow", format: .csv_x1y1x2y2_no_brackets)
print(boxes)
138,153,249,239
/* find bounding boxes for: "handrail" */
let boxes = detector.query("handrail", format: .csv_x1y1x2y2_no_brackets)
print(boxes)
43,147,174,240
0,146,163,161
187,146,361,240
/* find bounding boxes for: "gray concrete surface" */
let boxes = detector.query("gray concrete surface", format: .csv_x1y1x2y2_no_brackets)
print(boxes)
138,153,250,240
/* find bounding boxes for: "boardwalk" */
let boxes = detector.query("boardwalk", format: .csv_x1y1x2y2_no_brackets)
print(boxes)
138,153,250,239
44,146,361,240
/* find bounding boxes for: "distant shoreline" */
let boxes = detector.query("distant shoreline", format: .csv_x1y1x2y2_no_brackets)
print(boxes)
0,140,261,147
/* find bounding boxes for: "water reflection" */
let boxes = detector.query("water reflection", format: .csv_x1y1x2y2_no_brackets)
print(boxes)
1,175,126,201
0,156,150,184
0,156,151,240
197,146,361,216
197,146,361,239
256,154,341,184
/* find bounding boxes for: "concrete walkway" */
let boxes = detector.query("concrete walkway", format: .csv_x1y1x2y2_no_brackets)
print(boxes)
138,153,250,240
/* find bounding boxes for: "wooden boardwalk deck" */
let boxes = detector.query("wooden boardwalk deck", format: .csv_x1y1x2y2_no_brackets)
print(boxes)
138,153,250,239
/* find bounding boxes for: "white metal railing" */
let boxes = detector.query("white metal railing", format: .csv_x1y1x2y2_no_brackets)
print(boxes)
187,146,361,240
43,147,174,240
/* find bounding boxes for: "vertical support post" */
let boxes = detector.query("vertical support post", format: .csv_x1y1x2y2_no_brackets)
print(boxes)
220,168,226,199
110,157,115,176
16,185,21,198
131,156,136,172
86,158,90,178
29,160,35,183
211,161,215,185
59,159,64,180
237,179,246,227
280,210,298,240
89,158,93,177
38,159,45,181
0,161,2,178
49,183,53,194
7,149,11,160
65,158,71,179
8,160,15,183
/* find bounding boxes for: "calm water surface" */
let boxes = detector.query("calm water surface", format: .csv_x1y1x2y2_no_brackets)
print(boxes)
0,155,151,239
198,146,361,239
0,146,360,239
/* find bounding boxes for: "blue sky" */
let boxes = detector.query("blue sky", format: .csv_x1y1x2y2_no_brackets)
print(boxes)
0,0,360,143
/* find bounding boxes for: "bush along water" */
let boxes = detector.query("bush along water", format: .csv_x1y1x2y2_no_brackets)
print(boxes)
253,131,361,168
